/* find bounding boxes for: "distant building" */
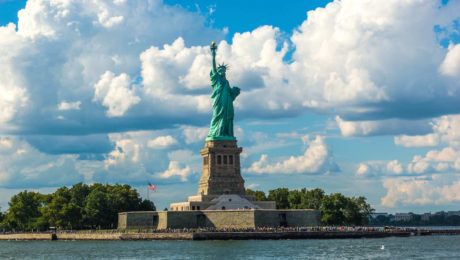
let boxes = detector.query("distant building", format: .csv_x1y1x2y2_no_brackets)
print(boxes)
434,211,446,216
369,213,389,219
421,213,431,221
447,211,460,217
394,213,414,222
388,214,395,222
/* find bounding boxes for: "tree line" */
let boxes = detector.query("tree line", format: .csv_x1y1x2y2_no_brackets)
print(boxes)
0,184,373,230
0,183,155,231
246,187,374,226
370,213,460,226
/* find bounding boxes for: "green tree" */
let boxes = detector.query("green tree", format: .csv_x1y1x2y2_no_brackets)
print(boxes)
139,199,156,211
412,214,421,223
245,189,267,201
41,187,82,229
320,193,374,225
301,188,325,209
288,189,303,209
68,183,91,229
3,191,46,231
0,207,4,228
320,193,348,225
69,183,90,208
429,214,445,225
263,187,373,225
84,189,110,228
268,188,290,209
1,183,156,231
352,196,374,225
342,197,361,225
82,184,155,229
446,215,460,226
105,184,147,228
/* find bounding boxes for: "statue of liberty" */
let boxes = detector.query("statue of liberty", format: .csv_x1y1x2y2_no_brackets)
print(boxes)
206,41,240,141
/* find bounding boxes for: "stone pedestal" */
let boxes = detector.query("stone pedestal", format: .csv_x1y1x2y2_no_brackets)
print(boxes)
198,140,245,195
169,139,276,211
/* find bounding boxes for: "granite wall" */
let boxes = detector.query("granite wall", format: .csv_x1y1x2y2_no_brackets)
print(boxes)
118,211,157,230
254,210,321,227
118,209,320,230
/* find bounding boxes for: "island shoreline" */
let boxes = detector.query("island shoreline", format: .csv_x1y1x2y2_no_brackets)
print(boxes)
1,229,460,241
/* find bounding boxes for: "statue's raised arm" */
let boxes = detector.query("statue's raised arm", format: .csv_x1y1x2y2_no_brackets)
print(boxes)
210,41,217,74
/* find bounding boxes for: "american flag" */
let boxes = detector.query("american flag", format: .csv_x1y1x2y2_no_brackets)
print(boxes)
147,182,156,191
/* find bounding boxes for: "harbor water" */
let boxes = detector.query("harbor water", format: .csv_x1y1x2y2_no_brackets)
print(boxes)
1,235,460,259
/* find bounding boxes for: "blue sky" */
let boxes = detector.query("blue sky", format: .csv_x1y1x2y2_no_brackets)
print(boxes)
0,0,460,214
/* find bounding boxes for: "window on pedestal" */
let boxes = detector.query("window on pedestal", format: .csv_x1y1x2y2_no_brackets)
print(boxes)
217,155,222,164
223,155,228,164
229,155,233,165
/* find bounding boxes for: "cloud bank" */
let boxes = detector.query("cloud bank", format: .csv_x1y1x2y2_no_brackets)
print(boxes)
0,0,459,213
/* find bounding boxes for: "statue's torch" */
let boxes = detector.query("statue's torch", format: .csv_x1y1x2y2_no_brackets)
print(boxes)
210,41,217,54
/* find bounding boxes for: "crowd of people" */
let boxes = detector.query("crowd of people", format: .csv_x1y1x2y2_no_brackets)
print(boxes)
1,226,440,234
133,226,424,234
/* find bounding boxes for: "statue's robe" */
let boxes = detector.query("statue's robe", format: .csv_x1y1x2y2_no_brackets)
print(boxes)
206,69,240,140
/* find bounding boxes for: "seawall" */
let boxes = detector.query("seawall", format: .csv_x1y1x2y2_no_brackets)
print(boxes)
121,233,194,240
0,232,194,241
57,233,122,240
0,233,55,240
1,230,459,241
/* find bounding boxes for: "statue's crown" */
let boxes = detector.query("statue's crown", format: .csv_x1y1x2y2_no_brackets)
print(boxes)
217,63,229,71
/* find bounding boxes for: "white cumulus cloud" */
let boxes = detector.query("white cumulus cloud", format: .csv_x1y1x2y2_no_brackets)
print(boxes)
394,134,439,148
93,71,140,117
292,0,460,120
58,101,81,111
157,161,191,182
247,136,338,175
381,176,460,207
440,44,460,78
356,160,404,177
433,115,460,148
181,125,209,144
147,135,178,149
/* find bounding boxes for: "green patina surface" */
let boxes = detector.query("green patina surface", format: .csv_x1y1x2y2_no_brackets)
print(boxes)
206,41,240,141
